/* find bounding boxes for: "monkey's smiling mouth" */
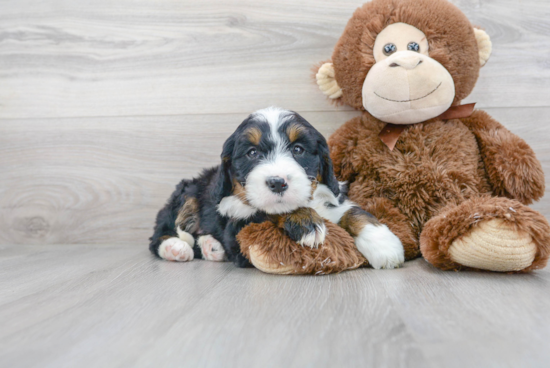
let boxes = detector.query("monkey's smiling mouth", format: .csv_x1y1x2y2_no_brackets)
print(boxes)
374,82,442,103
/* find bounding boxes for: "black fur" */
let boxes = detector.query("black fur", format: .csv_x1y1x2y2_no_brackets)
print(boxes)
282,208,325,244
149,109,340,267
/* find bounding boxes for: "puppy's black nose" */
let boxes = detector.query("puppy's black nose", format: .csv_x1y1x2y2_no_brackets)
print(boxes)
266,176,288,194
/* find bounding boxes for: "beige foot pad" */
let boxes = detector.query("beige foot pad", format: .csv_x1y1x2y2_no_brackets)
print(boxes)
449,219,537,272
248,248,296,275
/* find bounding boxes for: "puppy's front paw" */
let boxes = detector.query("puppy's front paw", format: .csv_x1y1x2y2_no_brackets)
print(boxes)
158,237,194,262
198,235,226,262
355,224,404,269
283,208,326,248
297,222,327,248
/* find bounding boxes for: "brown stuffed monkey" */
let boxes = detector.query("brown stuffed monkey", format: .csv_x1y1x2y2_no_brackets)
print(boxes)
314,0,550,272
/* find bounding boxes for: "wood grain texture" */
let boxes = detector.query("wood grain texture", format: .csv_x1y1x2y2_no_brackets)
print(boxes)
0,0,548,246
1,1,549,367
2,244,550,367
375,261,550,368
1,0,550,119
0,108,547,245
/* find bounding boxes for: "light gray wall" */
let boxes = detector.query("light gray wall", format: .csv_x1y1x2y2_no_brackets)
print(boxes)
1,0,548,245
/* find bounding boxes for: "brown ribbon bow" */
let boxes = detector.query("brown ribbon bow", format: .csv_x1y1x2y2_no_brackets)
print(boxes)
378,103,476,151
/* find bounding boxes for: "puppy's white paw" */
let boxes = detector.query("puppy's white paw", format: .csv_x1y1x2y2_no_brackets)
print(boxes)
298,222,327,248
158,237,194,262
198,235,226,262
355,224,404,269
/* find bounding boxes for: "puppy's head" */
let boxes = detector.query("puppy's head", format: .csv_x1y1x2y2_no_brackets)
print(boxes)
215,107,339,215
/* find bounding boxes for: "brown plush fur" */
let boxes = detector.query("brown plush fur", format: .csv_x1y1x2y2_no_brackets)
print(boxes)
461,111,546,204
328,111,548,271
329,113,493,240
420,196,550,272
238,220,367,275
324,0,549,272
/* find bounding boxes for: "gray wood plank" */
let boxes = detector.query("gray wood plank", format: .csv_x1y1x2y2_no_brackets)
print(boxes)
0,0,549,119
0,244,426,368
375,260,550,368
0,244,236,368
0,108,547,246
133,267,427,368
0,110,358,245
1,244,550,367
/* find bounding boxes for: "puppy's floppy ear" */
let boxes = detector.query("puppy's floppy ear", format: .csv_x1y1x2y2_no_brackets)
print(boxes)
318,136,340,197
212,133,236,204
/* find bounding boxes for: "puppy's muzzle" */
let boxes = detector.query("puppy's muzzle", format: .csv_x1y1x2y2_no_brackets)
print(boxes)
266,176,288,194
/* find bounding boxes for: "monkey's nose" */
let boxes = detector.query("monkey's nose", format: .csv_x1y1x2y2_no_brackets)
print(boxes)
388,53,423,70
266,176,288,194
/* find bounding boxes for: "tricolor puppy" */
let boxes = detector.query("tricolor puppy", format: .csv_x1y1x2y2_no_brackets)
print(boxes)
149,107,404,269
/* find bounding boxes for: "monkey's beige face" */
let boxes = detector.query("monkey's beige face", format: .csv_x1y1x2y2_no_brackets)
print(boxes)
362,23,455,125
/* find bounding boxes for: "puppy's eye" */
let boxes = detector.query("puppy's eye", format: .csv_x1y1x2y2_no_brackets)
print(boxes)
383,43,397,56
247,148,258,158
292,145,305,155
407,42,420,52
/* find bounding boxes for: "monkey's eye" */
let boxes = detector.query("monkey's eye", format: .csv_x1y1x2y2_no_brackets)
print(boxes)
407,42,420,52
383,43,397,56
292,145,305,155
247,148,258,158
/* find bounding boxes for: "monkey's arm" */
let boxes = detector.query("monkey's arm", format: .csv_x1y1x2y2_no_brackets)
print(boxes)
461,110,545,204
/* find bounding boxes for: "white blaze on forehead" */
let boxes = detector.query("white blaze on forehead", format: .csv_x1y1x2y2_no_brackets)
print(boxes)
246,107,311,214
253,106,294,150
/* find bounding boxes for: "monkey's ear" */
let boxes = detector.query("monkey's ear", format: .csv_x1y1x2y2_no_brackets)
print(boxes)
474,28,492,67
315,62,343,99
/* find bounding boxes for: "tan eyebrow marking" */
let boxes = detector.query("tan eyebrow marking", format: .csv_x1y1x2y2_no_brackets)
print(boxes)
246,127,262,145
287,124,305,143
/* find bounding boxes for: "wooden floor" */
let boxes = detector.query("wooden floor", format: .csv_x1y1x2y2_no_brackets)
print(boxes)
1,0,550,367
1,244,550,368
